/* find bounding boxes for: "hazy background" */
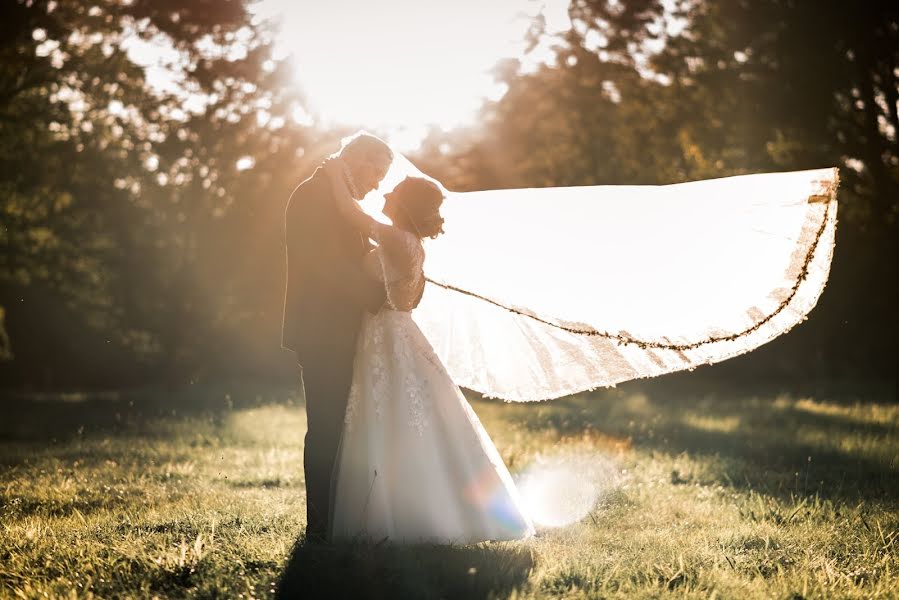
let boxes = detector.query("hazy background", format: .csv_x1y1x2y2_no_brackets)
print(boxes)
1,0,896,395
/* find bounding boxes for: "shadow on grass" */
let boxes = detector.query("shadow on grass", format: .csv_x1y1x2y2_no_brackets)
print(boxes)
512,375,898,503
275,538,534,600
0,382,297,445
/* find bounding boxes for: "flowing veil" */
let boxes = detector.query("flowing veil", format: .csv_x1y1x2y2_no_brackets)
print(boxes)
357,137,839,401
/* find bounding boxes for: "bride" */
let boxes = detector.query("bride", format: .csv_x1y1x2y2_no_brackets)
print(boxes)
322,162,536,544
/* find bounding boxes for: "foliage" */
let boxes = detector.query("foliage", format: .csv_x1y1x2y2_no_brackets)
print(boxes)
0,0,322,386
649,0,899,228
1,0,897,387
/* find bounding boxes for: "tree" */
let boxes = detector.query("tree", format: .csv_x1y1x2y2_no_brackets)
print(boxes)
0,0,319,386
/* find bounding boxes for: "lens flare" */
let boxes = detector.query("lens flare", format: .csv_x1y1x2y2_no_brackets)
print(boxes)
517,453,619,528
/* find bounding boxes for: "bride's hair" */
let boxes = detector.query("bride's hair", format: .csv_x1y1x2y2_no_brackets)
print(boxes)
389,177,445,239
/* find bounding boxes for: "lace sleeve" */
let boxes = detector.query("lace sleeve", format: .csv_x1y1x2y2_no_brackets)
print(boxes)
371,230,425,311
373,228,420,274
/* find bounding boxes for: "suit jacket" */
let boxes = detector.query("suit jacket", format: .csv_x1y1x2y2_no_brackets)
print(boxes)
281,167,386,363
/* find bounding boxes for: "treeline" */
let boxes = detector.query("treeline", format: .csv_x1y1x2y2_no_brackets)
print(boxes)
1,1,896,392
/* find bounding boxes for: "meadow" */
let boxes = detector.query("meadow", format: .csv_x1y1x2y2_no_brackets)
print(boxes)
1,377,896,599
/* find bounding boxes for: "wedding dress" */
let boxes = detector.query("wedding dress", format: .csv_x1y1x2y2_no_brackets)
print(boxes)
328,230,535,544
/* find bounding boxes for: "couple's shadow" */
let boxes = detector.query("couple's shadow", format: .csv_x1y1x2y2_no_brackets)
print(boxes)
275,536,535,599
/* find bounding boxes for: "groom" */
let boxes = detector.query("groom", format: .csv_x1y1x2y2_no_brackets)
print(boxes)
282,133,392,543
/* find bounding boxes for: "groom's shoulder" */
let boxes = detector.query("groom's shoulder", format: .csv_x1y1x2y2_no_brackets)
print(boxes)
286,167,330,211
294,167,330,198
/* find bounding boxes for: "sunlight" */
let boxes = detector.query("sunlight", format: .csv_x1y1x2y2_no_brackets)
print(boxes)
517,453,619,528
255,1,569,149
681,413,741,433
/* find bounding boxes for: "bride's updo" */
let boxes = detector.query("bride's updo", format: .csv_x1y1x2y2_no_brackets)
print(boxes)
385,177,445,239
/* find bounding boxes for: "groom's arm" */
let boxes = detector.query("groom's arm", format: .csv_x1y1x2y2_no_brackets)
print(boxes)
313,230,386,314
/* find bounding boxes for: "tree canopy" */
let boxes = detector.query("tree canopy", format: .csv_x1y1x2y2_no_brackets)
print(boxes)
2,0,896,389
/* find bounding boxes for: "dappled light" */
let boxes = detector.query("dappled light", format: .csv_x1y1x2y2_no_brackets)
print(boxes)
255,0,566,148
1,0,897,597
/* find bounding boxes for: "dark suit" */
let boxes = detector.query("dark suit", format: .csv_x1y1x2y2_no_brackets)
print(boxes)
281,166,385,541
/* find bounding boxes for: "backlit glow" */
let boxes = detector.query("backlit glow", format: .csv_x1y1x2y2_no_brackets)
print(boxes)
517,453,619,528
256,1,570,149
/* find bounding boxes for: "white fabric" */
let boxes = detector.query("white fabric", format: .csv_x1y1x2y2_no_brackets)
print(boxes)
358,148,839,401
329,231,535,543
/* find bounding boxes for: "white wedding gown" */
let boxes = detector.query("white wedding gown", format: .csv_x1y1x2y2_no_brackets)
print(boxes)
329,230,535,544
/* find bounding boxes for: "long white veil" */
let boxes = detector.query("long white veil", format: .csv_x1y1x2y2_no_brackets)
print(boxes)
359,138,839,401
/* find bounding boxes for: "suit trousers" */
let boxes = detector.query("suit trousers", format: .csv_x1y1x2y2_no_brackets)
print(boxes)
299,347,356,542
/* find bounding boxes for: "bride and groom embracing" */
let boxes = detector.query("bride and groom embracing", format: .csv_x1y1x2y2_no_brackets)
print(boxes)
280,130,840,545
281,132,535,545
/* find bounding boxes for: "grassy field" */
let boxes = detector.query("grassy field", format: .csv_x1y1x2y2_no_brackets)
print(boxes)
1,377,897,599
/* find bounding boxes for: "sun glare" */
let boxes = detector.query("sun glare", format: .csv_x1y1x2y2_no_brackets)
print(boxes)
517,453,619,528
255,1,570,149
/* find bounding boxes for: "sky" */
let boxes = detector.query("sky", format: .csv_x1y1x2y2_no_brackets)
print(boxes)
253,0,572,149
112,1,685,153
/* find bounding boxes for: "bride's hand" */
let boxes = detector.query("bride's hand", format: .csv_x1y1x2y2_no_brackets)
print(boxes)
324,160,410,253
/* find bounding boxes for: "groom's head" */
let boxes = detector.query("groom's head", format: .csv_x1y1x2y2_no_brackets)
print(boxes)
338,133,393,199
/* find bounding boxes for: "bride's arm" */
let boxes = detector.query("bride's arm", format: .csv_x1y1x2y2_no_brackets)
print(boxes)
324,160,412,266
324,160,398,243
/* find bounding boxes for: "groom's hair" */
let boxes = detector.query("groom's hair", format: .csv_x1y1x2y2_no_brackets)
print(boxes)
338,132,393,165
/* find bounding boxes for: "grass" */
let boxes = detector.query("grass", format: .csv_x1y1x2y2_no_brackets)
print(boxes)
0,376,897,599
